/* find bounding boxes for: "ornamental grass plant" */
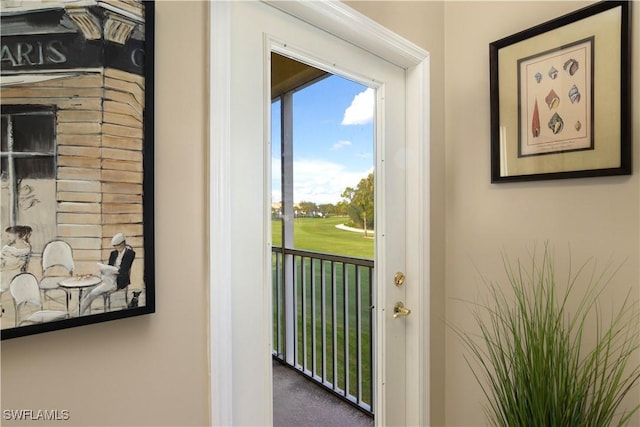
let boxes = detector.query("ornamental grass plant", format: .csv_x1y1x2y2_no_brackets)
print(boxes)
453,245,640,427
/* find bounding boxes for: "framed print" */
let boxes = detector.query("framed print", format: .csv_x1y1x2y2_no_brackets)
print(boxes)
0,0,155,339
490,1,631,183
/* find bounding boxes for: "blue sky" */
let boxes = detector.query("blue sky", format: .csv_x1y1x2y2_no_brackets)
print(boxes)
272,74,374,205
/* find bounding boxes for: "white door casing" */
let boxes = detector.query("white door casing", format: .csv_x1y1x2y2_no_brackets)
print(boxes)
209,1,430,425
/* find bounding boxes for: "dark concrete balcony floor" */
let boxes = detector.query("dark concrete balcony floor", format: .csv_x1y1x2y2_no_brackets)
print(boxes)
273,360,374,427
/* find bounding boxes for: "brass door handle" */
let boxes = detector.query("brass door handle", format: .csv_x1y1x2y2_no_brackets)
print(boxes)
393,301,411,318
394,272,405,287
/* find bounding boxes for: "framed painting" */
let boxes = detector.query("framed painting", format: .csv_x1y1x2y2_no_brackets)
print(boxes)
490,1,631,183
0,0,155,339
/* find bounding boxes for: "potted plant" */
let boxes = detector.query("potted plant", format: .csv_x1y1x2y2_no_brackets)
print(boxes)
453,244,640,426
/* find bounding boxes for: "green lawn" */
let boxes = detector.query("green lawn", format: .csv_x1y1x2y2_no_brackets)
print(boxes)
272,216,376,407
272,216,374,259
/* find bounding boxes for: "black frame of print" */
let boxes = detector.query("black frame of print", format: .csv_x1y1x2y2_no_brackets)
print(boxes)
490,1,631,183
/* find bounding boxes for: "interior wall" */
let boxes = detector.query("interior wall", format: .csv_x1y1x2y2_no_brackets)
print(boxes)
444,1,640,426
0,2,210,426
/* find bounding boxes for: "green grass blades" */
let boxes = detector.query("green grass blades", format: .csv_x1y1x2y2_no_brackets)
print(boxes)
272,216,374,259
452,244,640,427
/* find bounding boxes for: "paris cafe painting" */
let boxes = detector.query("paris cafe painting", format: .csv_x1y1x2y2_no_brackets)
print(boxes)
0,0,155,339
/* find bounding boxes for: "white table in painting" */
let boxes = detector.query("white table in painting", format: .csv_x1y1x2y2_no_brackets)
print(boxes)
59,275,101,315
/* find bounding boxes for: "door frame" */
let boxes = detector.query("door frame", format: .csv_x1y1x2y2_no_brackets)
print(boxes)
209,1,431,425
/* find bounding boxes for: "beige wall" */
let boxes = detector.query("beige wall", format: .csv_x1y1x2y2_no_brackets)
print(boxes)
442,1,640,426
1,2,210,426
2,1,639,426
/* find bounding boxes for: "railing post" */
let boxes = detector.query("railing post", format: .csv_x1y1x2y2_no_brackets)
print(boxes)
343,262,349,397
284,251,294,365
356,265,362,404
301,256,307,371
332,261,338,390
311,258,317,378
321,259,327,383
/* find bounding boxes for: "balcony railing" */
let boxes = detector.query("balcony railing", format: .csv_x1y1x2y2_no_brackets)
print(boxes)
272,247,375,414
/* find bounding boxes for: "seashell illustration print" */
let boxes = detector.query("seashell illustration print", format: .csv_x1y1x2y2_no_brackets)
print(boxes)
575,121,582,131
548,66,558,79
545,89,560,110
568,85,581,104
563,58,579,76
548,113,564,135
532,99,540,137
535,72,542,83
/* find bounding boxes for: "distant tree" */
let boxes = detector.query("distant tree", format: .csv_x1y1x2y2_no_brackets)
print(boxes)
298,201,318,217
318,203,336,217
340,186,356,220
341,173,374,236
335,200,349,216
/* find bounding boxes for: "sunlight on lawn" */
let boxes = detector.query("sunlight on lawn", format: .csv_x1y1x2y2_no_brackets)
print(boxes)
272,216,374,259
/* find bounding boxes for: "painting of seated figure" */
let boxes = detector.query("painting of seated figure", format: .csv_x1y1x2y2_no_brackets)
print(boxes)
0,0,155,339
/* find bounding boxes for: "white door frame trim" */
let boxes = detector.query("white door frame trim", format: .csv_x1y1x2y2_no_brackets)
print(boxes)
209,2,233,426
209,1,430,425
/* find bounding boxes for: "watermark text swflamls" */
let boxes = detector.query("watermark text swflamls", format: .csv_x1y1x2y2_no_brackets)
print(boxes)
3,409,70,422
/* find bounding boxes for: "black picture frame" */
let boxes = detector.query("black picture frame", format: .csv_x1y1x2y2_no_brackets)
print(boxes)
490,1,631,183
1,0,155,339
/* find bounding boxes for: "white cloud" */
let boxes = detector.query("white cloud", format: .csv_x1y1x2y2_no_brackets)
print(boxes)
332,140,352,150
341,88,374,125
271,157,371,205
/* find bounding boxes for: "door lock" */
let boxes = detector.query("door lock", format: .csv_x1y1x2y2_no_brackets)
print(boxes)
394,272,405,287
393,301,411,318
